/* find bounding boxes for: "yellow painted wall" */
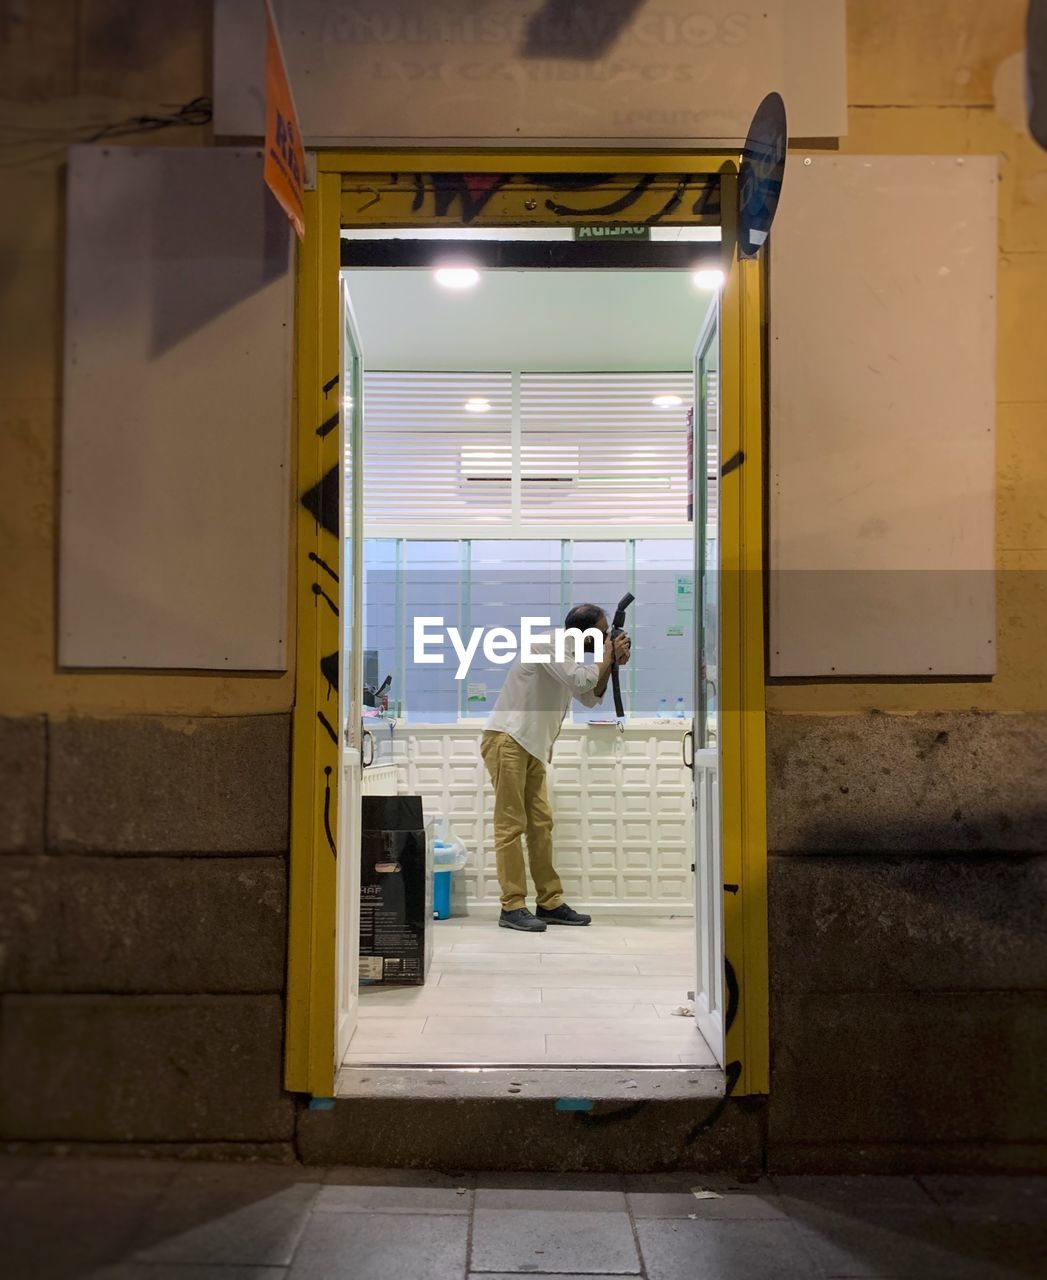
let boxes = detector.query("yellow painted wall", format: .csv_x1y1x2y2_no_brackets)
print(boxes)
0,1,1041,717
0,2,296,717
769,0,1046,715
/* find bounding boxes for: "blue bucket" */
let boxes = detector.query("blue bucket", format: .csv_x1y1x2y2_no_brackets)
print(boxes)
433,867,452,920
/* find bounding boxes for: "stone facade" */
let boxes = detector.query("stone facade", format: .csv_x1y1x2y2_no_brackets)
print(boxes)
0,715,295,1158
3,710,1045,1171
2,0,1046,1173
766,713,1047,1173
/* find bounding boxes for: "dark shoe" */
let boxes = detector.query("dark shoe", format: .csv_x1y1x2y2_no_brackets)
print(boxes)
499,908,547,933
536,903,592,926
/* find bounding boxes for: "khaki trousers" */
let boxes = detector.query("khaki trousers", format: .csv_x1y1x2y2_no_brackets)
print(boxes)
480,731,563,912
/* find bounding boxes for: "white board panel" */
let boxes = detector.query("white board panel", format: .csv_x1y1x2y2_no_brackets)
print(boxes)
60,146,293,670
214,0,846,144
769,155,997,677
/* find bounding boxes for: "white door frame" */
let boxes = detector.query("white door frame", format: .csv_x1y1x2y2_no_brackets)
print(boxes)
336,280,365,1065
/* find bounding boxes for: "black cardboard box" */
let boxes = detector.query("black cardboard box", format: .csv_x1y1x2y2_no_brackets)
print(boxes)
359,795,433,986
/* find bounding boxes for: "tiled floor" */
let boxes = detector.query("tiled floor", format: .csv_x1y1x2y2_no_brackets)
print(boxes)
344,913,716,1067
3,1159,1045,1280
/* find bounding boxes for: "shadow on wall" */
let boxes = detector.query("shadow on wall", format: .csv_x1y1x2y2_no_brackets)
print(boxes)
521,0,647,58
149,172,291,358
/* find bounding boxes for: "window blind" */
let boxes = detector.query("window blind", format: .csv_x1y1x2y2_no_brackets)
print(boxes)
360,369,713,531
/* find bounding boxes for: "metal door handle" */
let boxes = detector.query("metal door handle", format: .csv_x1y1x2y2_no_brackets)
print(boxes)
682,729,694,770
361,728,375,768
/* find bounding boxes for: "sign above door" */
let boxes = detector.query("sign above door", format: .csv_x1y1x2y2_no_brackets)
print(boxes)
214,0,846,145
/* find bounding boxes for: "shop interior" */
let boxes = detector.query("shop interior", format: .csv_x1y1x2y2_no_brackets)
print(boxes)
339,228,722,1074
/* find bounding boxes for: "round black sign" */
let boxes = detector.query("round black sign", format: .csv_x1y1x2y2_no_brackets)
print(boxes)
738,92,788,260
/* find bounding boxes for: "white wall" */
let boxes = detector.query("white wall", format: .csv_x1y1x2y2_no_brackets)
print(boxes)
391,723,695,915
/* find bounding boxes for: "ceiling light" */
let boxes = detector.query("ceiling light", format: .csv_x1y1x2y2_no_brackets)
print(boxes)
435,266,480,289
693,268,726,290
652,394,684,409
464,397,492,413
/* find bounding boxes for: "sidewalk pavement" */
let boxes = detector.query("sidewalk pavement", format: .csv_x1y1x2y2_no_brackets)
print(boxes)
1,1157,1044,1279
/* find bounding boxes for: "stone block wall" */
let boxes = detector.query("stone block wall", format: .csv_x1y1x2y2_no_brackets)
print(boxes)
0,714,295,1155
765,712,1047,1173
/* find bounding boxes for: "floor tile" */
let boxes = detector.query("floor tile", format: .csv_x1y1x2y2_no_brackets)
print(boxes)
318,1167,472,1214
346,918,713,1069
432,953,542,972
625,1174,787,1219
539,987,680,1008
347,1018,428,1042
361,987,543,1011
289,1210,468,1280
655,1004,697,1018
545,1034,714,1065
471,1207,640,1274
132,1165,322,1267
538,954,642,975
631,957,694,976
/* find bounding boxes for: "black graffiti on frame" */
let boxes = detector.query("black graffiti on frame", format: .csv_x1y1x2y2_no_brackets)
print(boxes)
301,465,340,538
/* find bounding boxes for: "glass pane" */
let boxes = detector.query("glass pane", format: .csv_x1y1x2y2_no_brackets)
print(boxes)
697,314,720,747
570,541,629,724
463,540,562,719
342,314,362,742
362,538,399,716
633,539,693,719
403,541,461,722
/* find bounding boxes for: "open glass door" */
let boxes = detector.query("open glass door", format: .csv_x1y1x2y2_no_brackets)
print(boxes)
336,281,365,1064
691,300,726,1067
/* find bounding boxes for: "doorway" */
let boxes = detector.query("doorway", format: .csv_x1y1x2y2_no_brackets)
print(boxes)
286,156,768,1104
340,243,719,1086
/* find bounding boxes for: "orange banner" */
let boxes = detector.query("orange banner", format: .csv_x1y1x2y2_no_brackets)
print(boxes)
263,0,305,240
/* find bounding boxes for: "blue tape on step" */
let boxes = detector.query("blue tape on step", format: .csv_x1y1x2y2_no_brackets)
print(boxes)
309,1097,336,1111
555,1098,594,1112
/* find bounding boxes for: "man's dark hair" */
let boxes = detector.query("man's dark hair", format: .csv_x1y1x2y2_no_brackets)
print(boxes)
564,603,606,631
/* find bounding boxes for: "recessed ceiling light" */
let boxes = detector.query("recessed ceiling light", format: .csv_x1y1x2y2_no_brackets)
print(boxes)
693,268,726,290
435,266,481,289
464,397,492,413
652,394,684,408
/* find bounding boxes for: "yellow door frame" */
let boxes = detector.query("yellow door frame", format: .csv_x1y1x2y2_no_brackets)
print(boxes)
288,149,768,1099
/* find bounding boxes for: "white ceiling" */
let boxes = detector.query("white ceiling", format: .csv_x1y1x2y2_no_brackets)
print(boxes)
342,269,716,372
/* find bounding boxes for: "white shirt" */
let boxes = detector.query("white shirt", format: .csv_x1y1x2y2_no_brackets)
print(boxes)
485,639,604,764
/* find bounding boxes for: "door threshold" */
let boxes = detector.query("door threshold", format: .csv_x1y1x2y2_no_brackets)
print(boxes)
335,1064,724,1101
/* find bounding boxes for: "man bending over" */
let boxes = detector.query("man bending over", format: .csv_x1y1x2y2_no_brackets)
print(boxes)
481,604,631,933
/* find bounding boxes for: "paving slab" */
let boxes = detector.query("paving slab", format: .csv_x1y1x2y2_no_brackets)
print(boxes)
131,1163,322,1267
3,1157,177,1279
636,1218,815,1280
625,1172,786,1219
318,1166,473,1213
786,1205,1012,1280
289,1210,468,1280
471,1205,640,1274
919,1173,1047,1224
91,1267,287,1280
475,1170,627,1211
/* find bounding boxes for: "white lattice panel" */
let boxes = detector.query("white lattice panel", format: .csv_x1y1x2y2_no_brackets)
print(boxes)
396,725,695,913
